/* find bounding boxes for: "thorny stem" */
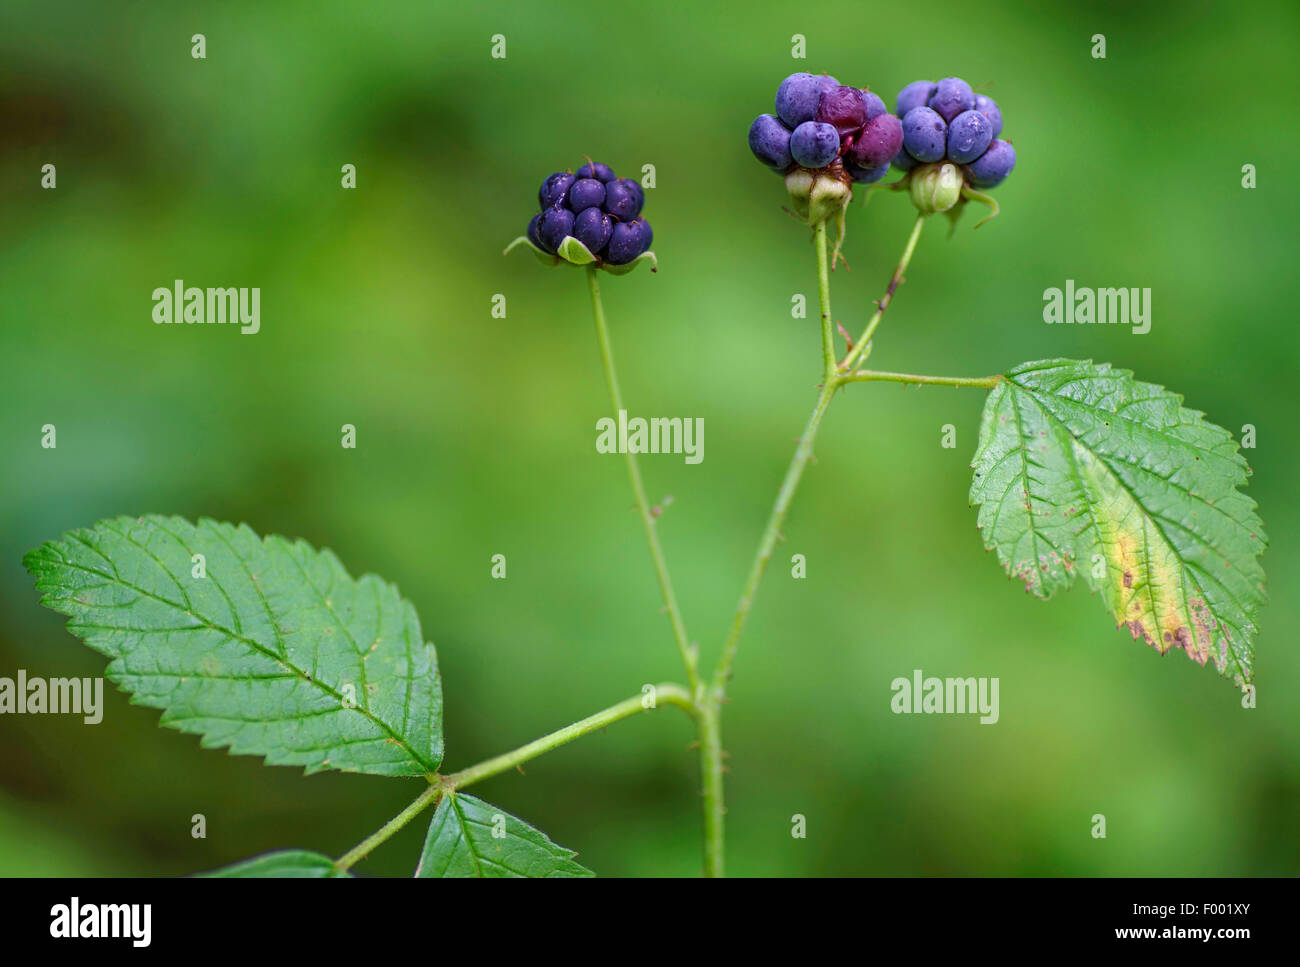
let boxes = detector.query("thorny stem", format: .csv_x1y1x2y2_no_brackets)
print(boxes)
334,783,441,873
697,697,726,877
713,221,840,696
587,266,701,695
588,265,721,876
712,382,837,695
405,214,954,880
703,212,939,876
841,369,1001,389
814,220,836,384
333,683,697,873
699,218,842,875
344,213,962,879
840,212,927,373
701,374,837,876
442,682,697,789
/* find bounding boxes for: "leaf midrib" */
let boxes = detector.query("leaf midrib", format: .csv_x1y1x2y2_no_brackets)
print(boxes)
1024,373,1249,477
1016,377,1263,580
449,797,487,877
46,548,436,773
1007,383,1249,676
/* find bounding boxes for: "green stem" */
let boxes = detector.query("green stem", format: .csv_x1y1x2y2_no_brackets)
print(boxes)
334,783,441,873
712,378,837,695
700,221,843,873
814,220,836,383
701,213,931,874
840,213,927,373
333,683,697,873
841,369,1001,389
443,682,697,790
713,221,840,693
586,266,700,694
698,697,725,877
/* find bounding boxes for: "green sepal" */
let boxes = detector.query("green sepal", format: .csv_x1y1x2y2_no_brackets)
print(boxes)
909,162,962,214
960,185,1000,228
601,250,657,275
504,234,653,274
503,235,561,266
784,169,813,221
808,172,851,226
556,235,597,265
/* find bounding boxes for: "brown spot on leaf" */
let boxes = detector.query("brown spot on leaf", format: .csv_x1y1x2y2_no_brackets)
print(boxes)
1123,571,1133,588
1187,598,1216,664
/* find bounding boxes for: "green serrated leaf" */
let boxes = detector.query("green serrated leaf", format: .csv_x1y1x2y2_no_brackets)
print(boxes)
24,515,443,776
970,360,1266,685
198,850,349,878
601,249,657,275
415,793,594,878
556,234,597,265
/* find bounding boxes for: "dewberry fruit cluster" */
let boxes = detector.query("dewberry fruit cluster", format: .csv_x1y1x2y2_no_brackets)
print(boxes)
892,77,1015,190
748,72,903,186
526,162,652,265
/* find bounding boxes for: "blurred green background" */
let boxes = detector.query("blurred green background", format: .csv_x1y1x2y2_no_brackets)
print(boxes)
2,0,1296,877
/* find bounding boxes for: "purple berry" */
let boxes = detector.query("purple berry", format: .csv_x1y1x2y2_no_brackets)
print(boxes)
568,177,606,213
604,177,644,219
574,206,614,254
748,113,794,170
862,90,887,121
539,171,575,209
928,77,975,122
816,85,868,137
606,217,652,265
789,120,840,168
848,112,903,169
901,107,947,163
891,147,918,172
964,138,1016,188
973,94,1002,138
946,109,993,164
527,212,547,252
775,72,838,127
576,161,616,182
537,206,575,252
896,81,936,119
845,162,889,184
